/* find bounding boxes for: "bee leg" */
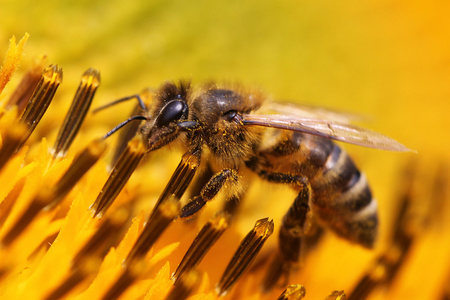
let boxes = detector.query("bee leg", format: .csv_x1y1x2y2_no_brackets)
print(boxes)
180,169,239,219
266,176,312,291
278,178,312,267
177,164,214,223
250,168,313,290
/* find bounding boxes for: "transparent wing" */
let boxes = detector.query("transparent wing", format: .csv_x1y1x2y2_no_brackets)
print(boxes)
241,114,412,152
265,102,366,123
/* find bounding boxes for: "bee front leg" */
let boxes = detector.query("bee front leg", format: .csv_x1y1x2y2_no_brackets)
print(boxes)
180,169,239,219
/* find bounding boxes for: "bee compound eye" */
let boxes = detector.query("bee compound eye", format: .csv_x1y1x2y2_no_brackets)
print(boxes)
155,100,188,127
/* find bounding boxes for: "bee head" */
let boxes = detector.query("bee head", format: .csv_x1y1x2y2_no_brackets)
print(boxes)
143,81,191,151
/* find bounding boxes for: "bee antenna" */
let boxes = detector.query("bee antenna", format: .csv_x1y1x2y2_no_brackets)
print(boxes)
93,94,148,114
103,115,148,139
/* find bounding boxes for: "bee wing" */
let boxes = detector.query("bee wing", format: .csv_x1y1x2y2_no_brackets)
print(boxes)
241,114,412,152
265,102,366,123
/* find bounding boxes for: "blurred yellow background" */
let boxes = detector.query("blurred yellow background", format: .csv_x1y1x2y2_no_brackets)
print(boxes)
1,0,449,298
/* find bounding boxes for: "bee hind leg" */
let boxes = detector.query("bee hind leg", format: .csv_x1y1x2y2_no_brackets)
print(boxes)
256,172,314,291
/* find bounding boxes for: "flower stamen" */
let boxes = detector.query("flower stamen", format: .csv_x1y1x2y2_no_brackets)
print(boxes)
53,68,101,158
90,135,146,217
277,284,306,300
172,211,230,284
166,269,200,300
0,65,62,171
216,217,274,296
0,138,106,247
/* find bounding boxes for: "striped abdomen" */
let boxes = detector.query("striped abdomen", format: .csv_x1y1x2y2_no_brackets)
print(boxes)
256,131,378,248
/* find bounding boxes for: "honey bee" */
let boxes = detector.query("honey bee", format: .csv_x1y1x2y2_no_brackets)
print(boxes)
105,80,409,273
